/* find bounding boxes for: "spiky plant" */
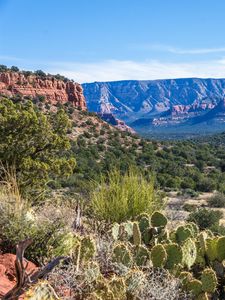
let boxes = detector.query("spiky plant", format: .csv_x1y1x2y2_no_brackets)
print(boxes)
182,238,197,269
133,222,141,246
151,211,167,227
201,268,217,293
150,244,167,268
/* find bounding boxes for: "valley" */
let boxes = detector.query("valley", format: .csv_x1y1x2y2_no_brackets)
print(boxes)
83,78,225,138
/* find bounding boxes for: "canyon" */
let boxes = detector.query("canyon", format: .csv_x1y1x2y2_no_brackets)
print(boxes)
83,78,225,137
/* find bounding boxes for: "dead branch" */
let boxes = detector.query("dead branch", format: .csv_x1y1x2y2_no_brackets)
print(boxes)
3,239,67,300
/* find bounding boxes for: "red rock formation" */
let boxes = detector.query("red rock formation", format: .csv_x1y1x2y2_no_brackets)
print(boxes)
0,71,87,110
0,253,38,298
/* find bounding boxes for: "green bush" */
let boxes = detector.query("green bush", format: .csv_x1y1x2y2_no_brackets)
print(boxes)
207,193,225,208
0,184,73,264
91,168,162,223
187,208,223,230
0,98,75,201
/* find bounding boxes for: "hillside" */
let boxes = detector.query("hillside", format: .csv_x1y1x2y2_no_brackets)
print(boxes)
0,68,224,195
83,78,225,137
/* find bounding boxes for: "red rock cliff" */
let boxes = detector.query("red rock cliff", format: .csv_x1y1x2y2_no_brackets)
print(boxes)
0,71,87,110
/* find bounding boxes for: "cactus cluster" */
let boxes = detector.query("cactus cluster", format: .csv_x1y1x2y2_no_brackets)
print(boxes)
108,211,225,298
37,210,225,299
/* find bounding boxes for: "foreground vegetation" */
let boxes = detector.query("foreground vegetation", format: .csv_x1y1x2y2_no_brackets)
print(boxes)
0,94,225,299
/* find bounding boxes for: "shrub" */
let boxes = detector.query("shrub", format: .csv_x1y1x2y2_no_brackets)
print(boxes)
183,203,197,212
207,192,225,208
0,98,75,201
91,168,162,223
0,180,73,263
187,208,223,230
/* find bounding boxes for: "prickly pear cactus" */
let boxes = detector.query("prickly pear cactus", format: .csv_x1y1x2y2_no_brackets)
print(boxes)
112,242,133,268
150,244,167,268
52,232,79,257
119,222,133,241
24,281,60,300
80,235,96,262
126,270,145,296
142,227,155,245
109,276,126,300
95,279,114,300
216,236,225,261
182,238,197,269
133,245,150,266
164,243,183,269
151,211,167,227
175,226,192,243
186,222,199,236
205,237,218,261
179,271,193,287
198,232,208,254
84,261,101,283
201,268,217,293
196,293,209,300
137,215,150,233
111,223,120,240
186,279,202,297
133,222,141,245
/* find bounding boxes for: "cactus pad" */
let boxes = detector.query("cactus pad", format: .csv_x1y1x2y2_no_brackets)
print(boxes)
151,211,167,227
133,222,141,245
201,268,217,293
112,242,133,268
182,238,197,269
164,243,183,269
133,245,150,266
150,244,167,267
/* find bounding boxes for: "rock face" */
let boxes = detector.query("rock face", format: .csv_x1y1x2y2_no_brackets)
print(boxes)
82,78,225,135
0,253,37,298
97,113,135,134
0,71,87,110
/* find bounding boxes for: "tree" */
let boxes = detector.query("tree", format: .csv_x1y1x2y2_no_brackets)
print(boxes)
34,70,46,77
0,98,76,201
11,66,19,72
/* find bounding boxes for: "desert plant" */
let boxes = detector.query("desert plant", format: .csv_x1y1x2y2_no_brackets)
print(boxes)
207,192,225,208
91,168,161,223
187,208,223,230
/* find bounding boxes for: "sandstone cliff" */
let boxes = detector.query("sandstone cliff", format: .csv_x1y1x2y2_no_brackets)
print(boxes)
0,71,86,110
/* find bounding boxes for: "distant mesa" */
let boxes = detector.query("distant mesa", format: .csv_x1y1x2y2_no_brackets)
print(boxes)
82,78,225,136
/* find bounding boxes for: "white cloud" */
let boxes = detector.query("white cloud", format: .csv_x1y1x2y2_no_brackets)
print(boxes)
46,59,225,83
168,47,225,55
136,44,225,55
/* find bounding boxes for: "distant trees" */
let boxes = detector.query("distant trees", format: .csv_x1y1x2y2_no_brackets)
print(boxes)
11,66,19,72
34,70,46,77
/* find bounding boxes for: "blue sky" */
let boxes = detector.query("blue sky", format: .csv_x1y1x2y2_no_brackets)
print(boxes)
1,0,225,82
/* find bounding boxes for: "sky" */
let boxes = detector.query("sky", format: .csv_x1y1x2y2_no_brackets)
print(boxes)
1,0,225,83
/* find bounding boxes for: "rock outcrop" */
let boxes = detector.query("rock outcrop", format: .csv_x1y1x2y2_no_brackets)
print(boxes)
97,113,135,134
0,253,37,298
0,71,87,110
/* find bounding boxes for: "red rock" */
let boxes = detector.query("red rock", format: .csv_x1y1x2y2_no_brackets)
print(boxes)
0,71,87,110
0,253,38,298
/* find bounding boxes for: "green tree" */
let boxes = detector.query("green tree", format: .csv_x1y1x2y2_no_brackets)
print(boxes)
0,98,76,201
